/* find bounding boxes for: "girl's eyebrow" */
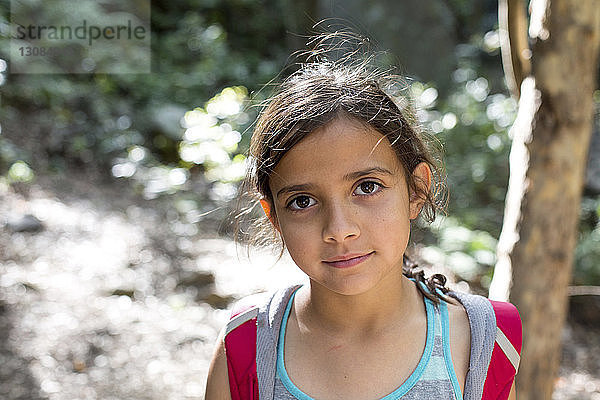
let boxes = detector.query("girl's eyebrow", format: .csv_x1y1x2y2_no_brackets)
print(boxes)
276,183,314,199
343,166,394,181
275,167,393,200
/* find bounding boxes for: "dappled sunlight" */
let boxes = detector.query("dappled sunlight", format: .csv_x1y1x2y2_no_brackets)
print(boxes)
0,178,306,399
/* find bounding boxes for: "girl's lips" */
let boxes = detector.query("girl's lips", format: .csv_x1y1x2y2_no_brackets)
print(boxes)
322,252,373,268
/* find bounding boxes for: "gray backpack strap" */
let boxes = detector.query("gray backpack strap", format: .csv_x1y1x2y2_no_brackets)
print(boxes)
449,291,497,400
257,285,302,400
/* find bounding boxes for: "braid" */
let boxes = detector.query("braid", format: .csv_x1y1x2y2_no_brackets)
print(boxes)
402,254,451,303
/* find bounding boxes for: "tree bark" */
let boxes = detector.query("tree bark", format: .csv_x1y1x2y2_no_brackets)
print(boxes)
489,1,600,399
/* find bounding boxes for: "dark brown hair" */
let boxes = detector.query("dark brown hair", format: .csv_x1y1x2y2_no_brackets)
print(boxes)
236,35,450,301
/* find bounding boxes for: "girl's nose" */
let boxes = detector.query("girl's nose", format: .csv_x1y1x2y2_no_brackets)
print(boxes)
322,204,360,243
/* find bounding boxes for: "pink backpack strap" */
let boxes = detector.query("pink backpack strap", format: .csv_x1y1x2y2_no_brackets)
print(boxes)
482,300,523,400
223,304,259,400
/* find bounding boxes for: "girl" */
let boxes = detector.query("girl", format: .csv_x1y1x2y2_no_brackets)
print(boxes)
205,41,520,400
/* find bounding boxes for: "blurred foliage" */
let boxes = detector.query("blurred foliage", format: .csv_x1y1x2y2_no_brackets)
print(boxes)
418,217,498,292
411,54,517,237
0,0,289,176
110,86,251,201
6,160,34,183
574,196,600,285
0,0,598,286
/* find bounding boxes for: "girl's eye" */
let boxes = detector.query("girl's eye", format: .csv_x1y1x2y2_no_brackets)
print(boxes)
287,195,316,210
354,181,382,196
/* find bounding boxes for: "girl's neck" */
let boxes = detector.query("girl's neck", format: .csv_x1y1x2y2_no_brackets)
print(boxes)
294,272,423,337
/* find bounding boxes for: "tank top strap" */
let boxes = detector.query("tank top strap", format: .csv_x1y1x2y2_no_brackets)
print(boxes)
418,299,463,399
273,286,462,399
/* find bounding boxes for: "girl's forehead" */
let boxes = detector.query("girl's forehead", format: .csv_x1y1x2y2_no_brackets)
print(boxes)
270,117,403,186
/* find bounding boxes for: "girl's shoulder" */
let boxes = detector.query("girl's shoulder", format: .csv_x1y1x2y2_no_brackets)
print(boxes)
225,285,301,333
223,285,302,400
447,290,498,332
446,290,498,358
446,290,522,400
447,290,521,340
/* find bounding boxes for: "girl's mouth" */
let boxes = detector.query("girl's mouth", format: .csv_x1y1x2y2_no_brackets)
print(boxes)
322,252,374,268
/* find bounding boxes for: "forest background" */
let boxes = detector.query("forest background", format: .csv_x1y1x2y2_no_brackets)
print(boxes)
0,0,599,399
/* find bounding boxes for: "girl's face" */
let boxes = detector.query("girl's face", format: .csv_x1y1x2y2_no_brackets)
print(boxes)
267,116,428,296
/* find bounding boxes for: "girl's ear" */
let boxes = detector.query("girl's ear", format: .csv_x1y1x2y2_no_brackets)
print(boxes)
260,199,280,231
409,162,432,220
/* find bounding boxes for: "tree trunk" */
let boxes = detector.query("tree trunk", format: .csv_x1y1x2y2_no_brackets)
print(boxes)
489,1,600,399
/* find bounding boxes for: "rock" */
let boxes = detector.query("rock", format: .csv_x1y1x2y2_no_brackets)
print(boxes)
110,289,135,299
176,271,215,288
5,214,43,233
200,293,234,309
568,295,600,329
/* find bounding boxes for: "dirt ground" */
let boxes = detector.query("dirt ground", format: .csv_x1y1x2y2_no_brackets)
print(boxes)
0,171,598,399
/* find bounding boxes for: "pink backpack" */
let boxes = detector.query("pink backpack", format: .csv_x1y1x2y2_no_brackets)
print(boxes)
483,300,522,398
224,304,259,400
223,298,522,400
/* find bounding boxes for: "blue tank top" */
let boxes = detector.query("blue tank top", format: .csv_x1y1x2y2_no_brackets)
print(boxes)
273,288,463,400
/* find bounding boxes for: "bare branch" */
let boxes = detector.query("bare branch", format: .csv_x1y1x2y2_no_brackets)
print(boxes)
498,0,532,99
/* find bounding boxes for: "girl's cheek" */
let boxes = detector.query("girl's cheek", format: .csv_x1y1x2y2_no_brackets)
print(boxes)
279,217,316,241
366,193,408,216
